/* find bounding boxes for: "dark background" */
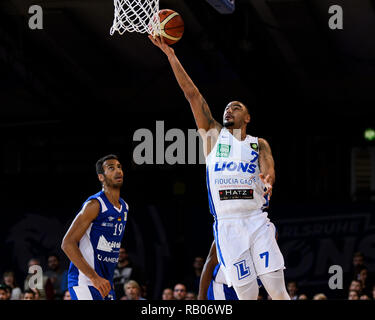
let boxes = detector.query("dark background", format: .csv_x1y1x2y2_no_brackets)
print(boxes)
1,0,375,299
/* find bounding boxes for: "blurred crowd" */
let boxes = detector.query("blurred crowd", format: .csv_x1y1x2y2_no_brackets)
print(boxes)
0,249,374,301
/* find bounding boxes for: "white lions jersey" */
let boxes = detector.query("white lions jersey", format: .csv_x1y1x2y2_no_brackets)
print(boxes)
206,128,268,220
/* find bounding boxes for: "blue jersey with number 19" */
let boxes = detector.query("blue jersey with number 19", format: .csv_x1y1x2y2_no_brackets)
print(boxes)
67,190,129,289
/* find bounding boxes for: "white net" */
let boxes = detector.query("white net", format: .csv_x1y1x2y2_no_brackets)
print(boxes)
110,0,161,36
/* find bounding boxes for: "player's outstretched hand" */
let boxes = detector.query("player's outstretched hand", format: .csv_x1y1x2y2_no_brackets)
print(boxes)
259,173,273,199
90,274,112,298
148,34,174,57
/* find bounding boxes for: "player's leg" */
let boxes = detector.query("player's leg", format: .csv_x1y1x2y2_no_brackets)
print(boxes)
215,219,259,300
223,249,259,300
251,221,289,300
258,269,290,300
232,278,259,300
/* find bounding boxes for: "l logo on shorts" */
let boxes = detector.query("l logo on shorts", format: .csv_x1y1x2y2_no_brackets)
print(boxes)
234,260,250,280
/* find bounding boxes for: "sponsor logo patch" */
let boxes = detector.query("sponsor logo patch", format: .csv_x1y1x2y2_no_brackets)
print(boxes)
101,222,114,227
97,235,121,253
219,189,254,200
216,144,231,158
250,143,258,152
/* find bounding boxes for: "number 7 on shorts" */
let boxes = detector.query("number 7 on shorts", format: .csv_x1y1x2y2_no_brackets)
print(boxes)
260,251,269,268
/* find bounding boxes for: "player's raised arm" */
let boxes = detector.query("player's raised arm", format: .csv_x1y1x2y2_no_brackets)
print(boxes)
258,138,276,198
148,35,222,134
61,200,111,298
198,241,218,300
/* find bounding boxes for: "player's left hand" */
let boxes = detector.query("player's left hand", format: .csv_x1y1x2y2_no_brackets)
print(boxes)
259,173,273,199
148,34,175,57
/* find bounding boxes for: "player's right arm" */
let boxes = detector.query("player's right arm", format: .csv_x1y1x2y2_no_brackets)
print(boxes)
198,241,218,300
149,35,222,155
61,200,111,298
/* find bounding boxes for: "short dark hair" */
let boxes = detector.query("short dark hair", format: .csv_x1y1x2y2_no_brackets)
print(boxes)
24,289,35,296
351,279,361,285
0,284,11,293
241,102,250,115
353,252,364,258
96,154,119,175
47,253,60,261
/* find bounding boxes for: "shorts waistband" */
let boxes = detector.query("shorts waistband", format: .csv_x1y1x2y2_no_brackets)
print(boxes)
215,209,266,220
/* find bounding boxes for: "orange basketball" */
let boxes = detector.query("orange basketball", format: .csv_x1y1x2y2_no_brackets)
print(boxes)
159,9,184,45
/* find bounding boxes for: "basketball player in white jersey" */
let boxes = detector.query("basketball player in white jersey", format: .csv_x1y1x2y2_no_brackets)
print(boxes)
149,35,290,300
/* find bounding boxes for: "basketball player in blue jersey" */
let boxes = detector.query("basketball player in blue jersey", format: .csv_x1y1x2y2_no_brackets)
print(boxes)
61,154,129,300
149,35,290,300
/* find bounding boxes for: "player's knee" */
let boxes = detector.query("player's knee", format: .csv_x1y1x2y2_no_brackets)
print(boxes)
269,287,290,300
265,282,290,300
258,269,290,300
233,280,259,300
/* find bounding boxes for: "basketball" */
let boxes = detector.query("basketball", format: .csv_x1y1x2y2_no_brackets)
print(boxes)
159,9,184,45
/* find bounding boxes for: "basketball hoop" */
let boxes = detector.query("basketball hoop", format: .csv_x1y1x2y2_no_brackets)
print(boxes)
110,0,161,36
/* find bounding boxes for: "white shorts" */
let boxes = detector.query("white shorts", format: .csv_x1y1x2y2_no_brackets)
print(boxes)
214,211,285,287
69,286,115,300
